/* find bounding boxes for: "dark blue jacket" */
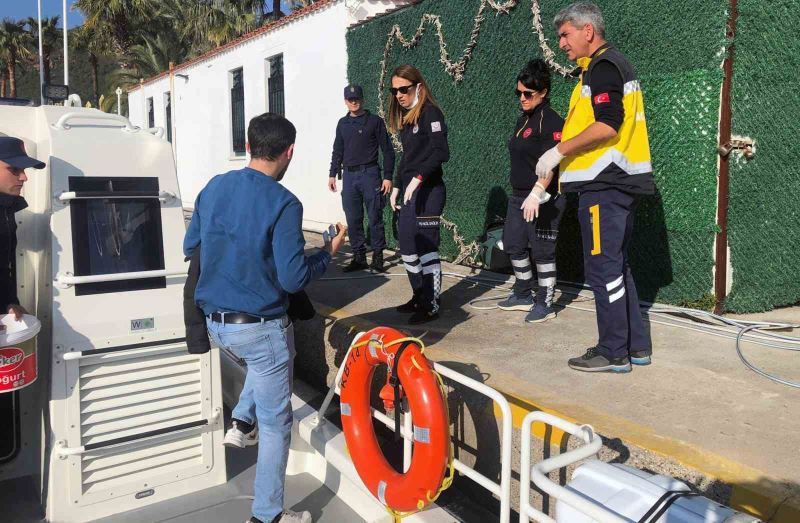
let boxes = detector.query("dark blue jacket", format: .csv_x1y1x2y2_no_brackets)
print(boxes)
395,103,450,189
183,167,330,318
329,110,396,180
0,195,26,312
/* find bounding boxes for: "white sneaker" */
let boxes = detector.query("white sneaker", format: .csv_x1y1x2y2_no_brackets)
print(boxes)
277,511,312,523
223,419,258,448
246,511,312,523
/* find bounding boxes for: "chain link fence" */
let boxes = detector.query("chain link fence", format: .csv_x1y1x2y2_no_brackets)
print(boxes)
725,0,800,312
349,0,795,312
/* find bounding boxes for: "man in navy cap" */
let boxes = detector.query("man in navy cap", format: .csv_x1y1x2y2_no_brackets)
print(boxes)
328,84,395,272
0,136,45,321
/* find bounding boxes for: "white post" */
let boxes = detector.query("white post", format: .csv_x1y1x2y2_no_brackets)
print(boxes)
115,87,122,115
403,409,412,472
37,0,45,103
62,0,68,86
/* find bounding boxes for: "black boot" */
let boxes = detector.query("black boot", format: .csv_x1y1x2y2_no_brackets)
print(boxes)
370,251,384,272
343,253,368,272
396,292,421,313
408,307,439,325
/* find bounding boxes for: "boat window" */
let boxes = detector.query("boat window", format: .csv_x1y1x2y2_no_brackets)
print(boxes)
68,177,166,295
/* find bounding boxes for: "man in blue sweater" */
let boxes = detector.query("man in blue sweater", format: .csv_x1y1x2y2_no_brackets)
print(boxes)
184,113,345,523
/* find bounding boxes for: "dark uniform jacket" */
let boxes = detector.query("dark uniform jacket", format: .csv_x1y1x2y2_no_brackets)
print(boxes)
395,103,450,190
329,110,396,180
0,195,26,312
508,101,564,197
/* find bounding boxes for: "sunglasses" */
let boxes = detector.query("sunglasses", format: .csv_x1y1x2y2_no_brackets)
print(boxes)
390,83,418,96
515,89,538,100
346,98,362,103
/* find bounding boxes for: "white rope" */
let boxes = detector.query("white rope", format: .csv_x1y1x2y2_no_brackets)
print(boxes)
374,1,575,262
377,0,574,133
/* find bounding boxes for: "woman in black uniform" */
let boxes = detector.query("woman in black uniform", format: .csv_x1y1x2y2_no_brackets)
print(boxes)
498,59,566,323
387,64,450,325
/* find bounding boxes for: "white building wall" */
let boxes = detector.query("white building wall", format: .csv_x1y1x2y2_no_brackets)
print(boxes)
128,1,413,230
129,1,356,230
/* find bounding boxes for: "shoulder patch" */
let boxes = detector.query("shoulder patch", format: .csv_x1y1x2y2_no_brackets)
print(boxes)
431,121,442,132
553,132,562,141
593,92,610,105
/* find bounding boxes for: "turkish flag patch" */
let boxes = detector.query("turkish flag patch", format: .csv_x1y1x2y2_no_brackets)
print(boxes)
593,92,610,105
523,128,533,139
553,132,562,141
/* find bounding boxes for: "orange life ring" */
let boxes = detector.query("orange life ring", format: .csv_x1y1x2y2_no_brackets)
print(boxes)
339,326,451,513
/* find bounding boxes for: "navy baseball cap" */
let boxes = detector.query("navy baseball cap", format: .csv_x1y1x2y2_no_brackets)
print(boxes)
0,137,45,169
344,84,363,99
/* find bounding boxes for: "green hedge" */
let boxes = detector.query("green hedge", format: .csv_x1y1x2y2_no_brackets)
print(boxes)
725,0,800,312
347,0,739,306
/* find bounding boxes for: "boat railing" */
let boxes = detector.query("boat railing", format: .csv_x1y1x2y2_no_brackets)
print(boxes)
313,332,514,523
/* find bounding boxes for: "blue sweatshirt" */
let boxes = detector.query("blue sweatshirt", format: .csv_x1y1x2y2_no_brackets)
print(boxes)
183,167,330,318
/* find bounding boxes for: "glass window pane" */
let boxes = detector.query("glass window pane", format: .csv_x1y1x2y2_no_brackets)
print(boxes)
68,177,166,296
231,68,245,154
268,55,284,116
164,92,172,143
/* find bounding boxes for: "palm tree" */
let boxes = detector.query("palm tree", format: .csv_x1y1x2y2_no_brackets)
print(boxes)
181,0,264,49
288,0,315,10
74,0,158,62
0,56,7,97
24,16,60,87
0,19,33,98
100,31,188,111
72,23,113,106
269,0,285,20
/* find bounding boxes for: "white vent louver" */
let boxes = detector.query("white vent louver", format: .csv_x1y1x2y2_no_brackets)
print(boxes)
64,342,216,504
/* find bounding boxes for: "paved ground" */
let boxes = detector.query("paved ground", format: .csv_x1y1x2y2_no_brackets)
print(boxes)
300,232,800,521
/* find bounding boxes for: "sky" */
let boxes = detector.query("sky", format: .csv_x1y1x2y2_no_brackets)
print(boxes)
0,0,85,28
0,1,294,28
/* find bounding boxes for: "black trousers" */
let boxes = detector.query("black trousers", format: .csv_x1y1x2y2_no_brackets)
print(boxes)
578,189,651,359
398,183,446,312
502,193,566,304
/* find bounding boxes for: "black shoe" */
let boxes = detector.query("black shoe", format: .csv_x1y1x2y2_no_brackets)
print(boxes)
343,254,368,272
396,296,420,313
408,309,439,325
630,349,652,366
370,252,385,272
568,347,632,373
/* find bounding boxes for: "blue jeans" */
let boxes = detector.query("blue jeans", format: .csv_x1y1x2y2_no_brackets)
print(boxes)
207,316,295,522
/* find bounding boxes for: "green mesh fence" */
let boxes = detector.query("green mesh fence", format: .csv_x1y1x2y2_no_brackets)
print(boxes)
725,0,800,312
348,0,733,307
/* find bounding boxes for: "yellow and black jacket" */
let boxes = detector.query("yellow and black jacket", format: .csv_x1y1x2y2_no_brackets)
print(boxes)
559,44,654,194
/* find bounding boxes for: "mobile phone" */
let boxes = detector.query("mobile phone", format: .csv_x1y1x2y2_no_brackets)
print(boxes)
322,224,339,244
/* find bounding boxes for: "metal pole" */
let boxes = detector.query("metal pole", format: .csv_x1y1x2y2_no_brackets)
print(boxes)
714,0,738,314
62,0,69,86
37,0,45,103
115,87,122,115
169,62,176,155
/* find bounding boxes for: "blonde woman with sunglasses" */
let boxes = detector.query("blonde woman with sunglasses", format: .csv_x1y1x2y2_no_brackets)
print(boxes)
387,65,450,325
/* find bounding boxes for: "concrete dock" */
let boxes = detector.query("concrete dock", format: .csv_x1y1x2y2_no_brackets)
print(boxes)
294,232,800,522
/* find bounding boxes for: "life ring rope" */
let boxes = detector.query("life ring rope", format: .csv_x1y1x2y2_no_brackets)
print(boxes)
342,333,456,522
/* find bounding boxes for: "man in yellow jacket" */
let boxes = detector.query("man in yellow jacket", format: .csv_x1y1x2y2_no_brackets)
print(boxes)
536,2,655,373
